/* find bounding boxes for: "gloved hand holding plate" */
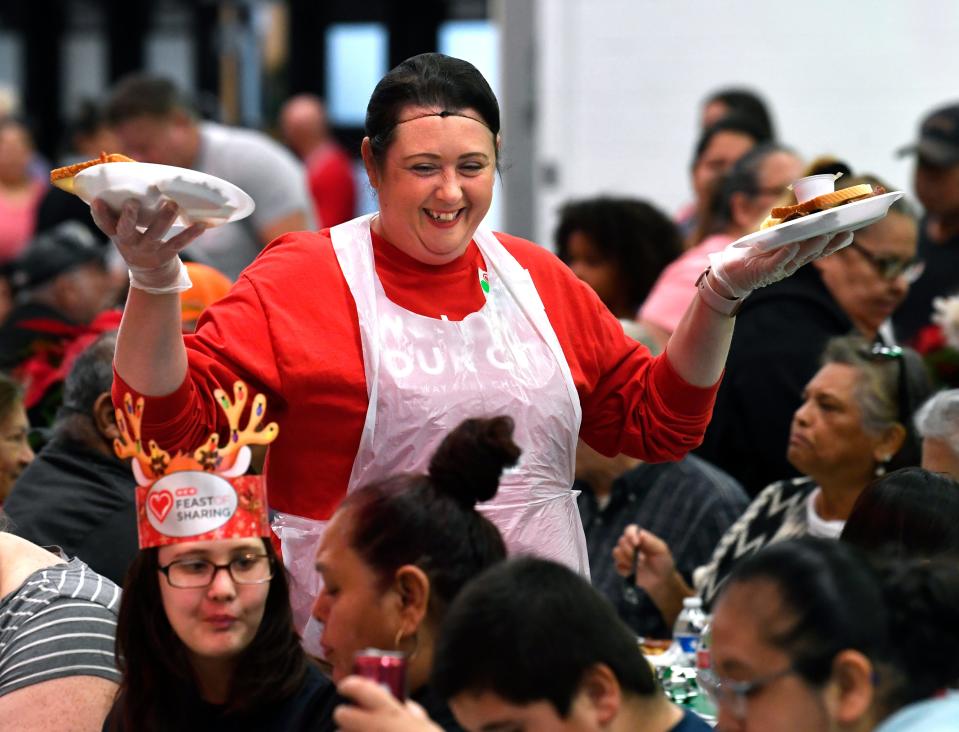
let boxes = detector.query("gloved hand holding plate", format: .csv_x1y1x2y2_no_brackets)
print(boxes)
54,157,255,235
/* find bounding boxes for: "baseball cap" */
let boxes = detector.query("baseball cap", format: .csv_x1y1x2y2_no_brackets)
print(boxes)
8,221,106,292
898,103,959,166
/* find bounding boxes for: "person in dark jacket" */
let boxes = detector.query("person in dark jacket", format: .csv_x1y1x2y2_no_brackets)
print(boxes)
4,332,137,584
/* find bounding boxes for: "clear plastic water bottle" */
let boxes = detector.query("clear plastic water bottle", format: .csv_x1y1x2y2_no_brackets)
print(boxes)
672,596,707,666
692,620,718,721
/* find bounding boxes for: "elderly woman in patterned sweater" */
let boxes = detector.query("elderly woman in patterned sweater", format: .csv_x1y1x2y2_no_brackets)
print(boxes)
612,333,931,625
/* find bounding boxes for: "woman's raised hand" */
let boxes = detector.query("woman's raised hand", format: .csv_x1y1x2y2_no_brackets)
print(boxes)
709,230,854,299
91,198,206,293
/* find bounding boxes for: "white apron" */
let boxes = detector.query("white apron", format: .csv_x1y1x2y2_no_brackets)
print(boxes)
273,213,587,651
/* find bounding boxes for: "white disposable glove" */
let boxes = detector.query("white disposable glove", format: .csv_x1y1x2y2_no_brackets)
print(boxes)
91,197,206,295
128,257,193,295
708,230,854,299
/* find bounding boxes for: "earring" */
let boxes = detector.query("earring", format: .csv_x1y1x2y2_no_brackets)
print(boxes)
393,627,420,660
875,455,891,478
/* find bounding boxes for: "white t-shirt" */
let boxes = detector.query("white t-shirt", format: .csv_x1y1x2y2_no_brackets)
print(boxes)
804,488,846,539
192,122,315,279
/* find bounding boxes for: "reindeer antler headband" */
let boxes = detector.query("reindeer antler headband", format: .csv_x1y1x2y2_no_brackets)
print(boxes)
114,381,279,549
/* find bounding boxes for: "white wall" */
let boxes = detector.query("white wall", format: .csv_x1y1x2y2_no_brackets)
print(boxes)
531,0,959,248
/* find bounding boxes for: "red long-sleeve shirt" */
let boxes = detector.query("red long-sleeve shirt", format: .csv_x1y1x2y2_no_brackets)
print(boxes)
113,228,720,520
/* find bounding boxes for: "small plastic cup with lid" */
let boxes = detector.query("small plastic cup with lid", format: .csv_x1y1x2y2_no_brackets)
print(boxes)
790,173,842,203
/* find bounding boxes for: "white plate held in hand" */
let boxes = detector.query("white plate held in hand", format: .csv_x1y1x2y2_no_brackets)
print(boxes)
732,191,904,252
74,162,255,233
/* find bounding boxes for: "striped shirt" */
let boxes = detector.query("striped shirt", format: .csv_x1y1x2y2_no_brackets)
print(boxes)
0,557,121,697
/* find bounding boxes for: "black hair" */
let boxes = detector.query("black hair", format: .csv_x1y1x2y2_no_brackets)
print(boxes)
554,197,683,312
692,112,770,167
432,557,657,716
57,332,116,423
705,88,775,140
365,53,500,166
722,537,959,715
340,416,513,624
841,467,959,559
105,74,195,125
0,373,23,423
706,142,797,234
806,156,854,179
68,99,108,142
110,540,307,731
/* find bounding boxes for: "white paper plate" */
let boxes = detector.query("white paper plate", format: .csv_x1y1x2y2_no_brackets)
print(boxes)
74,162,255,233
732,191,904,251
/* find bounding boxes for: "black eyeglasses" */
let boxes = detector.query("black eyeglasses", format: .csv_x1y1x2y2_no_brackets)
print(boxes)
158,554,274,589
847,241,925,283
863,343,908,429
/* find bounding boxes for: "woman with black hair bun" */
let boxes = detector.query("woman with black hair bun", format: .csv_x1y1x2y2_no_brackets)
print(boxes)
313,415,516,731
703,537,959,732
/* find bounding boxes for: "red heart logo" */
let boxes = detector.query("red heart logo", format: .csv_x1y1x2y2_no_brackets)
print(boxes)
148,490,174,523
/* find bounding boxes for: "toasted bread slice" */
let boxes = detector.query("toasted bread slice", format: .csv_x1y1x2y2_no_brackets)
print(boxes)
770,184,874,219
50,152,136,193
760,183,880,230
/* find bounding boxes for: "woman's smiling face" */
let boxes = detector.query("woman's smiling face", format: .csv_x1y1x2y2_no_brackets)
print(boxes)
363,105,497,265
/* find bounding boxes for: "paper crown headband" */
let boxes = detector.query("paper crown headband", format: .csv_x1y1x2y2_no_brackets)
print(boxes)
114,382,279,549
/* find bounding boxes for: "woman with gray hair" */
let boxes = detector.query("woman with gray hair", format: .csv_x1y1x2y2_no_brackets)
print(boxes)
611,333,932,627
915,389,959,477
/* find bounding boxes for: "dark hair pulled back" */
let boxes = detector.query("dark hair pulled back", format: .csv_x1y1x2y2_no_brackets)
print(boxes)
723,537,959,715
428,415,520,508
841,467,959,560
365,52,500,165
341,416,516,621
707,142,796,235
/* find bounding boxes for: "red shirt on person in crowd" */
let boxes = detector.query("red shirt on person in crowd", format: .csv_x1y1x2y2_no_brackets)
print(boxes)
306,144,356,228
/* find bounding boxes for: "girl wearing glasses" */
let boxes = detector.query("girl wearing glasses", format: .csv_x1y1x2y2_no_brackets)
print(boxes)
704,537,959,732
104,387,331,731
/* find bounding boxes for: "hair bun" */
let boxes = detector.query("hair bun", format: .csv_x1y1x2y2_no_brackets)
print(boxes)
428,416,521,508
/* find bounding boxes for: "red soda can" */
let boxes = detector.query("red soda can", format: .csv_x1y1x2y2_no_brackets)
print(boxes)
353,648,407,699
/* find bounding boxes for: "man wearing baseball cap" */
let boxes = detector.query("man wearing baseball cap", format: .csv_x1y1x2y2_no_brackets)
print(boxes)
0,221,120,428
893,102,959,342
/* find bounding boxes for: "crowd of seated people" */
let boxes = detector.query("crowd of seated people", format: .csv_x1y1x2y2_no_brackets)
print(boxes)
2,58,959,732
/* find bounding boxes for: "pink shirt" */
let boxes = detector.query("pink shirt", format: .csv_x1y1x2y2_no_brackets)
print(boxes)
639,233,735,334
0,181,45,263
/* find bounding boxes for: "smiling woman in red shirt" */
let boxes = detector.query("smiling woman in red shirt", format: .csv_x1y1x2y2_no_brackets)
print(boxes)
90,54,850,645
